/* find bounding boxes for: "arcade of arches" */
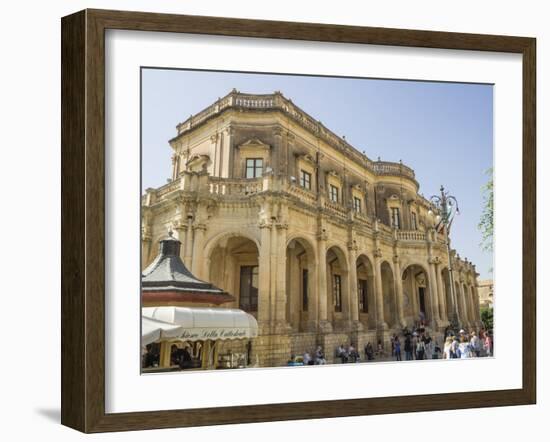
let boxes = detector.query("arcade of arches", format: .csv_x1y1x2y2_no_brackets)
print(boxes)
142,225,482,366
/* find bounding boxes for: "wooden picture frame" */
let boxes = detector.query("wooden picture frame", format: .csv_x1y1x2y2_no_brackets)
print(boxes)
61,9,536,433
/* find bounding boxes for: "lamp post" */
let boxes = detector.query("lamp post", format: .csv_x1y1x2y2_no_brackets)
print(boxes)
429,186,460,331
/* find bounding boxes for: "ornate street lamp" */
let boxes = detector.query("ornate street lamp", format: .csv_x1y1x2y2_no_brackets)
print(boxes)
429,186,460,331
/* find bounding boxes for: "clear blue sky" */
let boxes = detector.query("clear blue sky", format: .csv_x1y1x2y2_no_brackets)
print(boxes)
142,68,493,279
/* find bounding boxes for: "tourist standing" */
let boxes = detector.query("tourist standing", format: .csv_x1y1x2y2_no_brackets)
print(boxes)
424,334,433,360
365,342,374,361
458,335,473,358
443,336,453,359
394,337,402,361
416,337,426,360
470,332,481,357
404,334,413,360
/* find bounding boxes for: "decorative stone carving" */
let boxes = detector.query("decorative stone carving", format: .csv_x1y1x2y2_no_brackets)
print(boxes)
238,138,271,152
317,228,329,241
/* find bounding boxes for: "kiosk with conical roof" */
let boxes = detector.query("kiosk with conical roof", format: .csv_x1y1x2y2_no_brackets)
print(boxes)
141,232,258,372
142,231,234,306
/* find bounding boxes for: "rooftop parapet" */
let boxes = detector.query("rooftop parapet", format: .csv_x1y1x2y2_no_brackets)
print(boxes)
172,90,416,182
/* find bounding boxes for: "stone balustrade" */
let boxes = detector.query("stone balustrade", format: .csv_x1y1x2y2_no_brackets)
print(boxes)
208,177,263,196
174,91,416,182
372,161,415,180
397,230,427,242
143,175,435,245
286,183,318,205
323,200,348,220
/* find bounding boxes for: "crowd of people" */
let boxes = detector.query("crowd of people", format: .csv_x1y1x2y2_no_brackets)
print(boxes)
442,328,493,359
287,326,493,366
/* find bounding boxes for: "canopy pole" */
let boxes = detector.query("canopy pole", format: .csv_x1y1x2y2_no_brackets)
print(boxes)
212,342,219,370
201,341,211,369
159,341,172,368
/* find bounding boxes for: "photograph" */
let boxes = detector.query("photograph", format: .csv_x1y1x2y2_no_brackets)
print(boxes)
140,69,494,373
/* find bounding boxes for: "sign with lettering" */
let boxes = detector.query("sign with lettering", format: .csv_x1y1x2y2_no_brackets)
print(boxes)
179,328,255,341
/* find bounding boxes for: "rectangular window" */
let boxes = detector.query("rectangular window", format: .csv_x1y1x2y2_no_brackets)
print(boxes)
334,274,342,312
358,279,368,313
411,212,417,230
245,158,263,178
299,170,311,190
239,265,259,312
353,196,362,213
302,268,309,311
391,207,401,229
329,184,339,203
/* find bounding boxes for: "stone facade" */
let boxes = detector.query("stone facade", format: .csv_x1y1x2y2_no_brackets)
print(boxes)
477,279,494,308
142,90,482,367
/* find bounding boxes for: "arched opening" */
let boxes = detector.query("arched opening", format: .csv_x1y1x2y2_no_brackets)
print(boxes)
402,264,431,326
286,237,316,332
326,245,349,328
208,235,260,315
380,261,396,327
356,254,376,329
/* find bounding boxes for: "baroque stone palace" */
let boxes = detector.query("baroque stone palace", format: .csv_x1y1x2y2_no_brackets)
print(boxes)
141,89,482,366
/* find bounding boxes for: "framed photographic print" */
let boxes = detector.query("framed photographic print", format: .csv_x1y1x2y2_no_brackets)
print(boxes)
61,9,536,433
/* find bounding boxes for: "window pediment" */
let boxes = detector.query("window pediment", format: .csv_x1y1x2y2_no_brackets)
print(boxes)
238,138,271,151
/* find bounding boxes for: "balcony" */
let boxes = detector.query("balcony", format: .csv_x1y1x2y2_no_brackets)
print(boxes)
208,177,263,196
397,230,427,242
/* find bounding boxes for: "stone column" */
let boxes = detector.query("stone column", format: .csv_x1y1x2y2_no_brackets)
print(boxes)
347,243,360,330
428,259,441,327
373,252,387,330
274,222,289,330
210,133,219,177
269,218,278,324
317,232,331,332
458,278,470,328
257,222,272,325
410,271,419,320
463,283,473,327
469,284,478,327
392,255,405,328
225,126,235,178
191,224,207,279
183,220,194,266
474,284,483,326
174,222,187,263
435,263,448,323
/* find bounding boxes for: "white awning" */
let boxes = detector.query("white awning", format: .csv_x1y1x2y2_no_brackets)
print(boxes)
142,306,258,343
142,316,186,346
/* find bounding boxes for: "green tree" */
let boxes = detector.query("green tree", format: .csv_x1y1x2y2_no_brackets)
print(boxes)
478,167,494,253
480,306,493,331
